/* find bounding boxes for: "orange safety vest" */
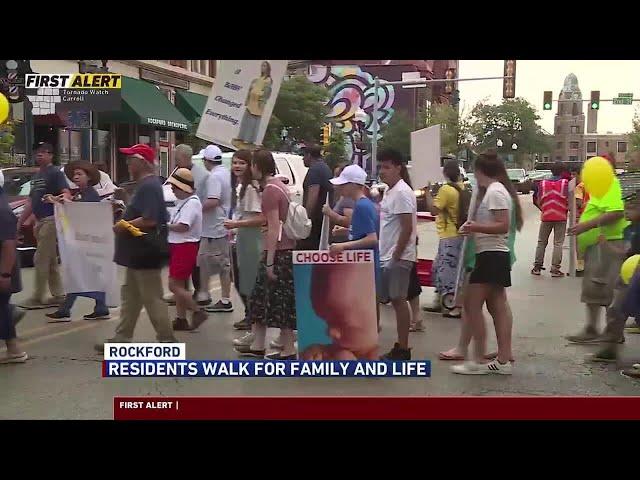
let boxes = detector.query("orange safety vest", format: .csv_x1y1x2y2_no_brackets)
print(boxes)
540,179,569,222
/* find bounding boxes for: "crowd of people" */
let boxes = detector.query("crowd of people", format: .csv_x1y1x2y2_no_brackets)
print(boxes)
0,140,638,378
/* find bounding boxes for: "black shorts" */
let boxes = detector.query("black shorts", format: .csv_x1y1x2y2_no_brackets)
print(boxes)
407,261,422,300
469,251,511,288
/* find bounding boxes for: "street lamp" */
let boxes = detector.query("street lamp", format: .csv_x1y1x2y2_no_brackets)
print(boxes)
353,108,367,169
280,127,289,152
496,139,504,148
511,143,518,150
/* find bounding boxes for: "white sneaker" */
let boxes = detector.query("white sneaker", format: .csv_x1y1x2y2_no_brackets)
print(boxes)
233,332,255,347
485,359,513,375
195,291,211,305
451,361,489,375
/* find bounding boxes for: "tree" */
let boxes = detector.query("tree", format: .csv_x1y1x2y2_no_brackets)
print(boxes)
377,111,413,161
628,107,640,152
263,76,329,150
0,120,15,167
422,104,471,157
323,129,347,170
468,98,551,166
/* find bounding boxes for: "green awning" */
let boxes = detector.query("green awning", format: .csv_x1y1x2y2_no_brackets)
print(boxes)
175,89,207,125
100,77,190,132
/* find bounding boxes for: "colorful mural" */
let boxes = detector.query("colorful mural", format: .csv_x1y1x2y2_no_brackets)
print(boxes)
307,65,396,169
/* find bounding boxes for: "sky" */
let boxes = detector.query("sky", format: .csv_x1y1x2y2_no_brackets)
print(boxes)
458,60,640,135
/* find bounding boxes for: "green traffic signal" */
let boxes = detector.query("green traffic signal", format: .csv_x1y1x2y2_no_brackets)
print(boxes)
544,102,552,110
591,101,599,110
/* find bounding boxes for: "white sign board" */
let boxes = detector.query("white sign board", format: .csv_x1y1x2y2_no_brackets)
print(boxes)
196,60,288,150
410,124,442,188
54,202,119,306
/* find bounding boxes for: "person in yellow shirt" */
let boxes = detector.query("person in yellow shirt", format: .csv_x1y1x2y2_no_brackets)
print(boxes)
423,160,467,318
574,175,589,274
233,61,273,150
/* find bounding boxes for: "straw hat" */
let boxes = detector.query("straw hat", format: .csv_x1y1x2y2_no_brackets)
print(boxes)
167,168,195,194
64,160,100,186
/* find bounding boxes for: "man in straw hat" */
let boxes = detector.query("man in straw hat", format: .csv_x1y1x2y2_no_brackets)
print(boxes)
165,168,208,331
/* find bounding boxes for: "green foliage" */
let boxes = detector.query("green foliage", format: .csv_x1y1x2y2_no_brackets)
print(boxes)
377,111,413,161
421,104,471,157
468,98,551,166
0,121,15,166
323,129,347,170
264,76,329,150
629,108,640,153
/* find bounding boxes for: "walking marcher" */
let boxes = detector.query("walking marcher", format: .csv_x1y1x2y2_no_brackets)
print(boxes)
566,153,628,344
18,142,70,309
0,182,27,363
164,144,209,305
224,150,264,337
299,144,333,250
166,168,207,332
574,173,589,275
531,162,569,277
423,159,467,317
323,163,355,244
377,149,418,361
95,144,176,350
587,191,640,364
451,151,523,375
196,145,234,313
235,150,297,360
45,161,110,322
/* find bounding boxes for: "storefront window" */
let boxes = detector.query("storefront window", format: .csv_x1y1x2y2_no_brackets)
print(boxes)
92,130,111,167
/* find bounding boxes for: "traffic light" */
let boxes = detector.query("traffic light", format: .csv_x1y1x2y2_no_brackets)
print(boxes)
502,60,516,99
444,68,456,94
543,91,553,110
321,124,331,145
590,90,600,110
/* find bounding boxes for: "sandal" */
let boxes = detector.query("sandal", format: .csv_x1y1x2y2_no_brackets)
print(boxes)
438,349,465,361
0,352,28,364
410,323,425,332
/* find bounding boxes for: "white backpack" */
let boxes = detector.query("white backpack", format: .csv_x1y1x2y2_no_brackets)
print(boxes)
265,183,312,240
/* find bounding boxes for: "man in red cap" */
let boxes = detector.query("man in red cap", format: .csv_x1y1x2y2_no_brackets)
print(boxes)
96,144,177,350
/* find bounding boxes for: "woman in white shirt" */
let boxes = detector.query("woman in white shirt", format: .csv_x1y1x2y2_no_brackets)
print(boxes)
452,151,523,375
166,168,207,332
223,150,264,334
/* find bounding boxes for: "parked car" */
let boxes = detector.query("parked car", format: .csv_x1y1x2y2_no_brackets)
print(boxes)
507,168,532,194
163,152,308,217
2,167,39,267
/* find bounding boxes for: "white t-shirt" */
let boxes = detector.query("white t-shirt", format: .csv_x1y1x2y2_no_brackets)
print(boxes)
168,194,203,244
233,182,262,220
201,164,232,239
473,181,512,253
379,179,418,263
190,162,209,202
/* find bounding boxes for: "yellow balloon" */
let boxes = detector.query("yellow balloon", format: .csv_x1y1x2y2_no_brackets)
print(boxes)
621,255,640,284
582,156,614,198
0,93,9,124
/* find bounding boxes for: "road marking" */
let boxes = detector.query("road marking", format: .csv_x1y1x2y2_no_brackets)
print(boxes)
3,285,223,353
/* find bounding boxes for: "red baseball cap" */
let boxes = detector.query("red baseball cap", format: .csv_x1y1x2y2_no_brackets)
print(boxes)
119,144,156,164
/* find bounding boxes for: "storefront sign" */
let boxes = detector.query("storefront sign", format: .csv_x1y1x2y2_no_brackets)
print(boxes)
146,117,188,131
196,60,288,150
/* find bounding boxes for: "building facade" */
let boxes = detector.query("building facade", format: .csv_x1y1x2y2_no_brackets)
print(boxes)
11,60,216,184
551,73,628,168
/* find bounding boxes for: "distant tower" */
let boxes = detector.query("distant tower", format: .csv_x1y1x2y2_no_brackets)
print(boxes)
553,73,585,165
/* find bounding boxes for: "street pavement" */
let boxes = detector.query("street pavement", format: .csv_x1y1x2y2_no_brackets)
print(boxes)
1,197,639,419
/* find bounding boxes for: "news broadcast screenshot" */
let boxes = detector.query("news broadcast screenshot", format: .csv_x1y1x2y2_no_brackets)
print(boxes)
1,59,640,421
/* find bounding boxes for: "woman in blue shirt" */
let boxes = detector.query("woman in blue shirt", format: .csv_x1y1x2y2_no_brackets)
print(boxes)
45,161,110,322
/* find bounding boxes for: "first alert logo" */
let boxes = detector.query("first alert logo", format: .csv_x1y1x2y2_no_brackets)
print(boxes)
25,73,122,89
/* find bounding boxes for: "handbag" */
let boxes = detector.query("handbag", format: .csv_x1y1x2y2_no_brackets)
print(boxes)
126,224,170,269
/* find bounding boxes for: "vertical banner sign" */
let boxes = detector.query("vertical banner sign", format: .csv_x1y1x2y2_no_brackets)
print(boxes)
54,202,119,306
293,250,379,360
196,60,288,150
410,124,442,190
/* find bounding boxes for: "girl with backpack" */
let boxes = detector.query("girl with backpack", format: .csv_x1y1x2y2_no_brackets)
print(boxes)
234,150,297,360
423,160,469,318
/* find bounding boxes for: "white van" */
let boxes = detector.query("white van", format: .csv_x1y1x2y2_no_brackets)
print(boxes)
164,151,307,217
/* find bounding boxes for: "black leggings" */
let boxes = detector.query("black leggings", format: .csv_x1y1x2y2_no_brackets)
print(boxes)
0,293,15,341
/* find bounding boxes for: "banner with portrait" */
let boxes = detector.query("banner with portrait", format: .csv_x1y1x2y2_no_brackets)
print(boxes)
196,60,288,150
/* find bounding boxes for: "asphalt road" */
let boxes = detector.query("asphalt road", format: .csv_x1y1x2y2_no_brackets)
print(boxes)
1,196,639,419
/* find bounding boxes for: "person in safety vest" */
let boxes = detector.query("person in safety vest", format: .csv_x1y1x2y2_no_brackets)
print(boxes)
531,162,569,277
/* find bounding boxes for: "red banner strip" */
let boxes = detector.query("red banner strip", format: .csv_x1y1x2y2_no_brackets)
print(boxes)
113,396,640,420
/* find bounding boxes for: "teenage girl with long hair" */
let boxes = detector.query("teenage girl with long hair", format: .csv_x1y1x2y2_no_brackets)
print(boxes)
451,151,523,375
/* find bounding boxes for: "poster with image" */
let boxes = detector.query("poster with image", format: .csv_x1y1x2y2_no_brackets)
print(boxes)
293,250,379,360
196,60,288,150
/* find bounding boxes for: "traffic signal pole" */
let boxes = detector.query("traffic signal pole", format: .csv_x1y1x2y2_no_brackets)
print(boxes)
370,74,513,179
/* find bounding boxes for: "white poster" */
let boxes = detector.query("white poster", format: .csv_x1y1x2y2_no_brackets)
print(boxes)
196,60,288,150
54,202,119,306
410,124,442,188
